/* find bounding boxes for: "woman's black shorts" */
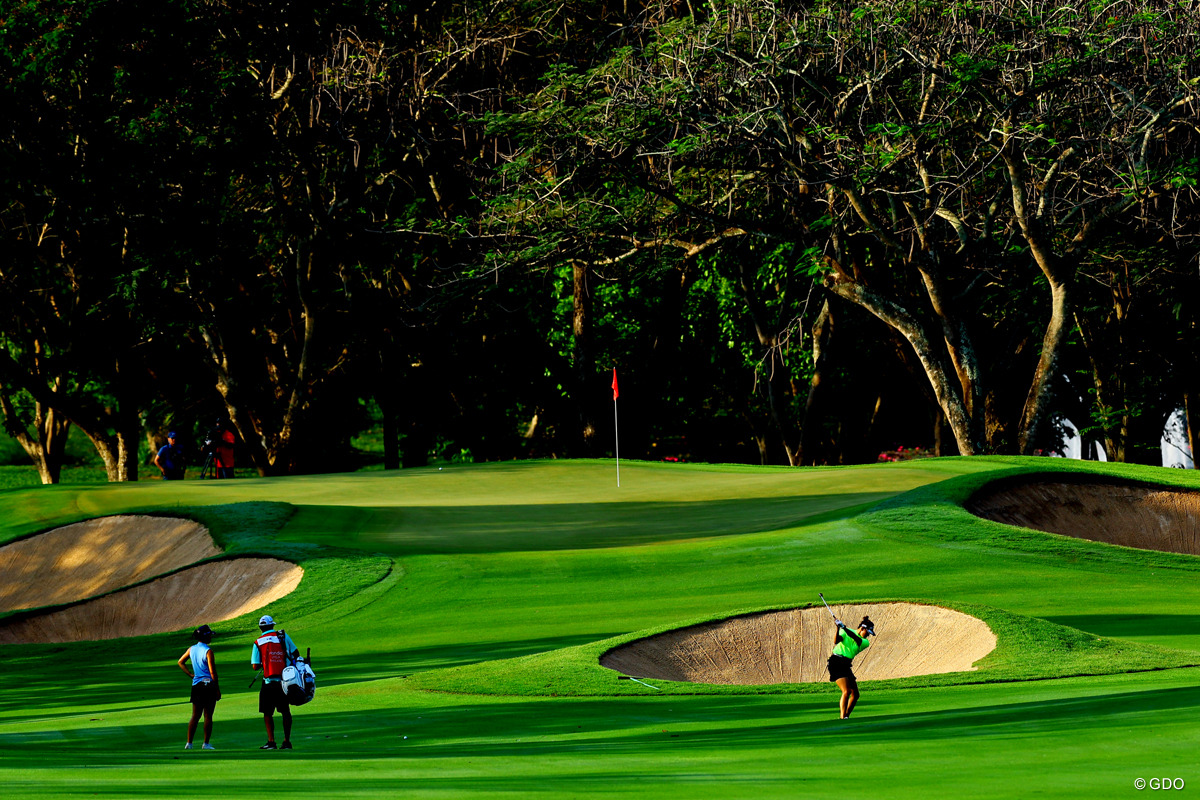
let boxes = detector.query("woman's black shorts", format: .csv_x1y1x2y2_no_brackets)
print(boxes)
190,680,219,710
827,655,855,682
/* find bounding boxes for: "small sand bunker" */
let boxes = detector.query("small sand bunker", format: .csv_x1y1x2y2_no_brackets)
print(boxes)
0,515,219,613
0,558,303,644
601,603,996,685
967,478,1200,556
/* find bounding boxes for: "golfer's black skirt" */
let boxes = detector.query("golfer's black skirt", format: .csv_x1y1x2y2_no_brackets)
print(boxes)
190,680,219,710
827,655,855,683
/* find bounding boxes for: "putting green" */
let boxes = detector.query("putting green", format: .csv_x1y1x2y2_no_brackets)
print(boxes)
0,458,1197,798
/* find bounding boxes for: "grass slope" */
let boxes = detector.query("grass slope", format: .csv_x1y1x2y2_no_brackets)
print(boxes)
412,600,1196,697
0,458,1196,798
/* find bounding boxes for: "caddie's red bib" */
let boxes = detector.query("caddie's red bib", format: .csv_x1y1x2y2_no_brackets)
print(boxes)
256,632,287,679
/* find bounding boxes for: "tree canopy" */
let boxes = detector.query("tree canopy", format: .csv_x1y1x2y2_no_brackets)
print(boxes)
1,0,1197,480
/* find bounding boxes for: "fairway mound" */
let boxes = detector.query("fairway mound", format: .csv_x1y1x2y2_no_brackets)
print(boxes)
967,478,1200,556
0,515,219,613
0,558,303,644
600,603,995,685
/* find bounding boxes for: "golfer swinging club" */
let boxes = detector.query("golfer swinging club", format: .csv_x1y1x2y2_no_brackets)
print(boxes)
827,614,875,719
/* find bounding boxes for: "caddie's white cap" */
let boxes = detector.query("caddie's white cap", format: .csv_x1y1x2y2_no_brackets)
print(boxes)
258,615,275,627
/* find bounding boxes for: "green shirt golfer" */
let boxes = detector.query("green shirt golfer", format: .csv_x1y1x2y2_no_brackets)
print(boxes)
826,615,875,720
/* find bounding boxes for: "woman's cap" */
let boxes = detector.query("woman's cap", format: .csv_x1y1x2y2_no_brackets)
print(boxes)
193,624,214,641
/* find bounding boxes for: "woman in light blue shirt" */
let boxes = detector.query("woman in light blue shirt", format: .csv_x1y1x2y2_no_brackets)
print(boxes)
177,624,220,750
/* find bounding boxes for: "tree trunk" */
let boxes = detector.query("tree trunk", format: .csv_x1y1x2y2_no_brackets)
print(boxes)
1186,392,1200,469
761,350,800,466
864,392,884,456
753,433,768,465
117,424,140,481
736,261,800,465
65,405,139,481
799,299,834,465
1003,144,1078,457
645,263,698,458
81,427,121,481
273,250,322,474
196,322,274,476
191,248,334,476
1017,281,1072,454
918,265,981,420
0,390,71,484
571,260,597,453
825,274,980,455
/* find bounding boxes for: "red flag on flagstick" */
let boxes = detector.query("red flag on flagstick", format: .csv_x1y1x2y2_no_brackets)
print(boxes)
612,367,620,487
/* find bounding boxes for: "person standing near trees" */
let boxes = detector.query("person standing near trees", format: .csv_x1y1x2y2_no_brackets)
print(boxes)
154,431,186,480
177,624,220,750
251,614,300,750
214,426,236,478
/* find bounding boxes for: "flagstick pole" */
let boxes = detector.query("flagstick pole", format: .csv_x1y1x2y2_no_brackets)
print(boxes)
614,396,620,488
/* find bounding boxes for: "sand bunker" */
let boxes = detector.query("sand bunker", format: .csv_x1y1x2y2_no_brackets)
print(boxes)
0,558,303,644
967,478,1200,556
600,603,996,684
0,515,220,613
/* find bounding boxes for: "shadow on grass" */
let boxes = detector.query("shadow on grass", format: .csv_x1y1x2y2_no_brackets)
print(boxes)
1044,614,1200,641
4,683,1198,767
0,633,618,719
280,494,891,554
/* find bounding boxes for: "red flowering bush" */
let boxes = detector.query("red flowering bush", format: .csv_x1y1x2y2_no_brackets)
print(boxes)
877,445,934,463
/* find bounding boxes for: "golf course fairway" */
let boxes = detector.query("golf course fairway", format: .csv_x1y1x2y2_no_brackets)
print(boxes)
0,457,1197,798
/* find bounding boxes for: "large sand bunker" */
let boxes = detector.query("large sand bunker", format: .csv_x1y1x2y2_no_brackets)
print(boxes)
967,478,1200,556
600,603,996,684
0,515,220,613
0,558,303,644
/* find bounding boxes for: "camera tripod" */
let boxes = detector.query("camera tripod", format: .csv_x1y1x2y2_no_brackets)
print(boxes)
198,449,217,479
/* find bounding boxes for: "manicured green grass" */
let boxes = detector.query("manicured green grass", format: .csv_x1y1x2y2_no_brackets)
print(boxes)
0,457,1197,797
409,600,1196,697
0,466,108,491
2,673,1196,798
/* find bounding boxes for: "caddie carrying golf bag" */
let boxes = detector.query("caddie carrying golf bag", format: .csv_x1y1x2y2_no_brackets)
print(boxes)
281,651,316,706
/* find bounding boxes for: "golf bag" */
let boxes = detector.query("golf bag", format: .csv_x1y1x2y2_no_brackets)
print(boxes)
281,654,316,706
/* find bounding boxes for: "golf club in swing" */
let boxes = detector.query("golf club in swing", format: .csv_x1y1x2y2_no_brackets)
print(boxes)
821,593,877,639
818,592,840,626
618,675,661,691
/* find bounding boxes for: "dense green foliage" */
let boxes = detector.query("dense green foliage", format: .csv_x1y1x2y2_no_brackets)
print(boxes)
0,0,1197,479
